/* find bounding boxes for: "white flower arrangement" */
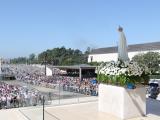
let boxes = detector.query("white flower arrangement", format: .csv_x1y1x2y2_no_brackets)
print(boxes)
97,60,144,77
96,60,149,87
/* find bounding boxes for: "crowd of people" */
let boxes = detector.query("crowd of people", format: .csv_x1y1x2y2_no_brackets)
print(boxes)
0,64,99,109
0,82,45,109
61,77,98,96
5,64,99,96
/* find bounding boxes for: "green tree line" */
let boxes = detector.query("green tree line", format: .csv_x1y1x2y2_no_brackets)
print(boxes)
10,47,91,65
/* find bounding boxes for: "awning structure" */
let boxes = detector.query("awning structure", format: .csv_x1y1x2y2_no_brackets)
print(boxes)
50,64,97,81
51,64,97,70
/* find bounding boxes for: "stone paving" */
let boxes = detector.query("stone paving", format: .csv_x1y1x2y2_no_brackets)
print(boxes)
0,98,159,120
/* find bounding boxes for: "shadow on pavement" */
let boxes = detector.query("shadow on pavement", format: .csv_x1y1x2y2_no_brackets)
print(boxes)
146,98,160,116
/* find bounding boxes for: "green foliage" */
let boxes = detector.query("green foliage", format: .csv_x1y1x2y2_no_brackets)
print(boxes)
132,52,160,74
97,74,109,83
29,53,35,61
10,54,38,64
97,74,127,86
116,75,127,86
97,73,149,87
28,53,38,64
10,57,27,64
10,46,89,65
88,62,102,66
37,47,88,65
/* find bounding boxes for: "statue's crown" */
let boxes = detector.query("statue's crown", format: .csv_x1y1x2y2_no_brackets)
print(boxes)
118,26,123,32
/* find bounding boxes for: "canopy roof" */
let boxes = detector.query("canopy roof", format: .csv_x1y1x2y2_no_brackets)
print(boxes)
51,64,97,70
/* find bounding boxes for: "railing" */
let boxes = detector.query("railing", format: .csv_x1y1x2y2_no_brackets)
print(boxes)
0,84,98,110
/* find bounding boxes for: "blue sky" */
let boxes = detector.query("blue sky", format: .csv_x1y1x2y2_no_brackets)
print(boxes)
0,0,160,58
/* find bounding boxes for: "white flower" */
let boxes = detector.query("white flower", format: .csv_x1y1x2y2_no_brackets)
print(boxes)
98,60,144,77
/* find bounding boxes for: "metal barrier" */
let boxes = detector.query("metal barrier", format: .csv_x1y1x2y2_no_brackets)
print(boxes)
0,83,98,110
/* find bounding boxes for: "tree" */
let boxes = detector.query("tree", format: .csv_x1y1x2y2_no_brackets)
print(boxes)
11,46,89,65
132,52,160,74
10,57,27,64
37,47,87,65
83,47,93,64
85,47,92,55
28,53,36,64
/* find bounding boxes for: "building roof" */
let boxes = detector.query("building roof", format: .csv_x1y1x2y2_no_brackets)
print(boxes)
90,42,160,54
51,64,97,70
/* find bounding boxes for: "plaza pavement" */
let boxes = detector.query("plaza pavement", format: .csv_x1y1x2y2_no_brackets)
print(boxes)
0,97,159,120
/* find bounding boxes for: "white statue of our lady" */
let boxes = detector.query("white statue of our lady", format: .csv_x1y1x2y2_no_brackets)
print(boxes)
118,26,129,62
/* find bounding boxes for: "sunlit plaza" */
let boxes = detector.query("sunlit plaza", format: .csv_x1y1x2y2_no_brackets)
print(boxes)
1,0,160,120
0,98,160,120
0,29,160,120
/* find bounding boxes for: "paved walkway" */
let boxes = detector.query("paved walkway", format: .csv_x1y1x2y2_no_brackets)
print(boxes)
0,98,159,120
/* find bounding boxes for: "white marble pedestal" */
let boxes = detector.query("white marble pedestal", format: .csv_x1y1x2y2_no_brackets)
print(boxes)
98,84,146,120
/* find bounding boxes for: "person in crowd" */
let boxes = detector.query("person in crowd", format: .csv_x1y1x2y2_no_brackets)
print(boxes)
0,64,99,110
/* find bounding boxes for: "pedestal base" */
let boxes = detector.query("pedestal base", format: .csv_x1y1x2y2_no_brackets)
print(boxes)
98,84,146,120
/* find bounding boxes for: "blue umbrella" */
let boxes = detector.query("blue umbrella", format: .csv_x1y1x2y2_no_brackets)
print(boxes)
91,79,97,84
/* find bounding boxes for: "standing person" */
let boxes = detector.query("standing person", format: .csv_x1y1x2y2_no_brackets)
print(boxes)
7,95,11,109
13,96,17,108
2,95,6,109
0,97,2,109
17,94,20,107
95,84,98,96
24,92,28,107
48,92,52,101
19,94,23,107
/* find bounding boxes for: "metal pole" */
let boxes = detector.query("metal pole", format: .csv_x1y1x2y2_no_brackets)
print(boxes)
44,53,47,76
43,96,45,120
77,88,79,103
79,67,82,81
59,83,60,105
45,63,46,76
78,67,82,103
